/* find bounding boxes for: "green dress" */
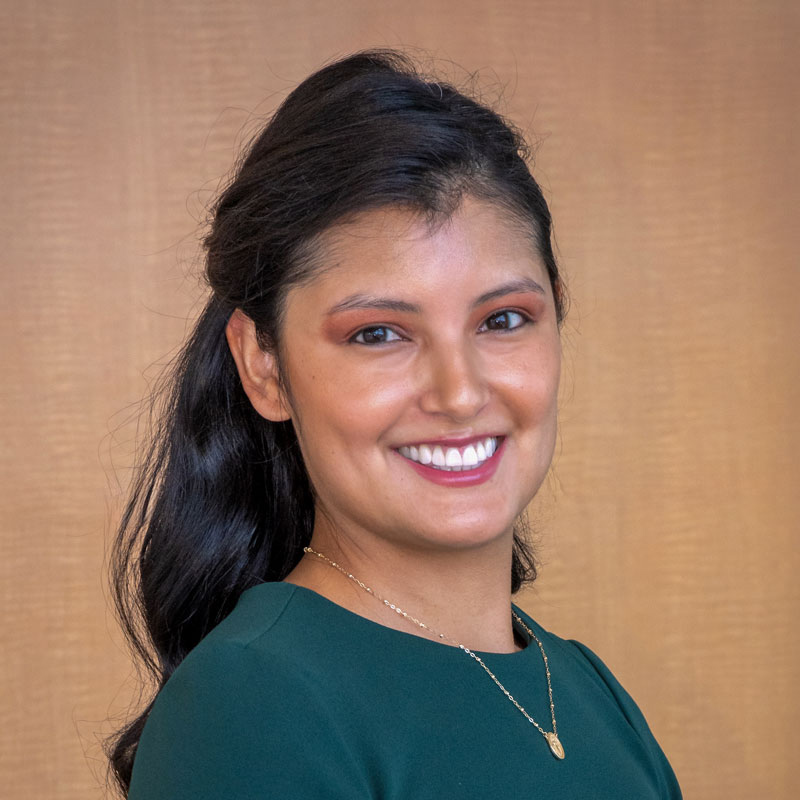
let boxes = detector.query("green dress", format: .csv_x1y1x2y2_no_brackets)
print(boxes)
128,582,682,798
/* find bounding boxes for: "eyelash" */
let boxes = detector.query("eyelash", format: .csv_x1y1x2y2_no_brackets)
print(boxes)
350,309,533,345
350,326,405,345
478,309,532,334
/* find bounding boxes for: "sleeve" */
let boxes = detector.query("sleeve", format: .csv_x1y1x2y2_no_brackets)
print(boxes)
568,639,683,800
127,639,368,799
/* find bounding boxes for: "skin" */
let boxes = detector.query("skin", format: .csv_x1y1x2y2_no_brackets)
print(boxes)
226,195,561,653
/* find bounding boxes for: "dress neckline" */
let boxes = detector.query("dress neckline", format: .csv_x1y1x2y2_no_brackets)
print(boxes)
250,580,540,662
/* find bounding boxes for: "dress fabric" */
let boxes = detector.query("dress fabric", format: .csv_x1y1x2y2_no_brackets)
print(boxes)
128,581,682,799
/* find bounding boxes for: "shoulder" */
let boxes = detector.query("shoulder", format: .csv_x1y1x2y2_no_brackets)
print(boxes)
515,606,658,739
141,581,339,733
128,582,368,798
196,579,299,650
562,637,683,796
560,637,652,729
149,582,303,706
513,605,647,716
513,606,683,798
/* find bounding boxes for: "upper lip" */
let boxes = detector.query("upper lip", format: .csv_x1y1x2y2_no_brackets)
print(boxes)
395,433,504,449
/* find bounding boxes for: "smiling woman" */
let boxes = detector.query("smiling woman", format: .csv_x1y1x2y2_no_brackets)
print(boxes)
109,49,682,799
227,199,561,563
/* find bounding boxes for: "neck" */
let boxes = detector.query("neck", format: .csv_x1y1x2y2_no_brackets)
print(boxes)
284,520,521,654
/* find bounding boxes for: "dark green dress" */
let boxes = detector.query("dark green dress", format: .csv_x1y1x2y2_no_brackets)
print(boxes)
128,582,682,798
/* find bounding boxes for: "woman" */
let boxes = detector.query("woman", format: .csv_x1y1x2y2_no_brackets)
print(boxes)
110,49,682,798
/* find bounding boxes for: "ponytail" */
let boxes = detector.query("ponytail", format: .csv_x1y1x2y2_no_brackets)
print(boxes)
107,296,313,790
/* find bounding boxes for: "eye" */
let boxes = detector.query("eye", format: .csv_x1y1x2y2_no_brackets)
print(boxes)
350,325,404,345
479,309,531,333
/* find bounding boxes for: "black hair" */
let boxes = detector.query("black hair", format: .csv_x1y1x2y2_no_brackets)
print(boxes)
107,48,565,794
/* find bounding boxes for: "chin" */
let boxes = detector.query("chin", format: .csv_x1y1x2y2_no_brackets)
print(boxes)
410,515,516,552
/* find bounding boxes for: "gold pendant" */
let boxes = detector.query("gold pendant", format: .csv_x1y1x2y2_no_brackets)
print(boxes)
545,732,565,759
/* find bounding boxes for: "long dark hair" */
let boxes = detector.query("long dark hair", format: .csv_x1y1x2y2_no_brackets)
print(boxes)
107,48,565,794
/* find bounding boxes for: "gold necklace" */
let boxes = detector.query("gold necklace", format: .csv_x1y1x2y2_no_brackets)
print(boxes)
303,546,566,760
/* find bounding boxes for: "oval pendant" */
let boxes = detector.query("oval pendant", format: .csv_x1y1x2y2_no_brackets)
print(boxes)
545,732,565,759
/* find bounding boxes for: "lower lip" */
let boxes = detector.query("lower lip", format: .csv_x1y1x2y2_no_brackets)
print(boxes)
394,438,506,487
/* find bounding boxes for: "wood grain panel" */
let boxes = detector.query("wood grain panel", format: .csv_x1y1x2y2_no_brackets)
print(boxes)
2,1,797,797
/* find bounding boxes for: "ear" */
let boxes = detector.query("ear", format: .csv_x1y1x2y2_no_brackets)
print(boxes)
225,309,292,422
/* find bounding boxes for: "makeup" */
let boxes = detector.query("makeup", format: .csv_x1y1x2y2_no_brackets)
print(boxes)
394,437,506,487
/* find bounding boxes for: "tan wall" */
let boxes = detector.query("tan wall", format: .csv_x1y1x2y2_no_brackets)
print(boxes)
2,1,798,797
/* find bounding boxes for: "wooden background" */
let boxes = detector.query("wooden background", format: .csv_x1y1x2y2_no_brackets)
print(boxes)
2,1,798,797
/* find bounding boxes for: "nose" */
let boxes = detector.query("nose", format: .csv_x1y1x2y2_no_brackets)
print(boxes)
418,342,489,421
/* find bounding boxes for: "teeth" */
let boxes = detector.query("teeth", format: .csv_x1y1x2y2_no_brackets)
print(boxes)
462,445,478,467
398,437,500,472
445,448,462,468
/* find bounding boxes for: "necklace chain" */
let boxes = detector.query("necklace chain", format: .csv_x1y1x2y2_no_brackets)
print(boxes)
303,547,565,759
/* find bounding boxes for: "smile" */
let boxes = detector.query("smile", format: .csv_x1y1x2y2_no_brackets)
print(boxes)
397,436,501,472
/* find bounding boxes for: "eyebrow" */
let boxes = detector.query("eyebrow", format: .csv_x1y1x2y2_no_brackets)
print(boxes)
474,277,547,306
325,277,547,316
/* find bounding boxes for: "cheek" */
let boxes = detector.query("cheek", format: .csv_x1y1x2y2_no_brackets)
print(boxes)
344,368,416,421
503,344,560,420
287,356,410,455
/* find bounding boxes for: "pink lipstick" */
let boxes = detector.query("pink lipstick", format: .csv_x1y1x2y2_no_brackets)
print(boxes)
394,437,506,487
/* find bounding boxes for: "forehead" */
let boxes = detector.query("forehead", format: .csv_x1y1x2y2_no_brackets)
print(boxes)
298,196,547,296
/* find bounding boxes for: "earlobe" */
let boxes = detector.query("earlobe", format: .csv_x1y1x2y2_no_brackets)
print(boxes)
225,309,292,422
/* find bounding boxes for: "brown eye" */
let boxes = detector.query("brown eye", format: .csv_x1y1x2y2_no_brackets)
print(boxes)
481,310,529,332
351,326,403,345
